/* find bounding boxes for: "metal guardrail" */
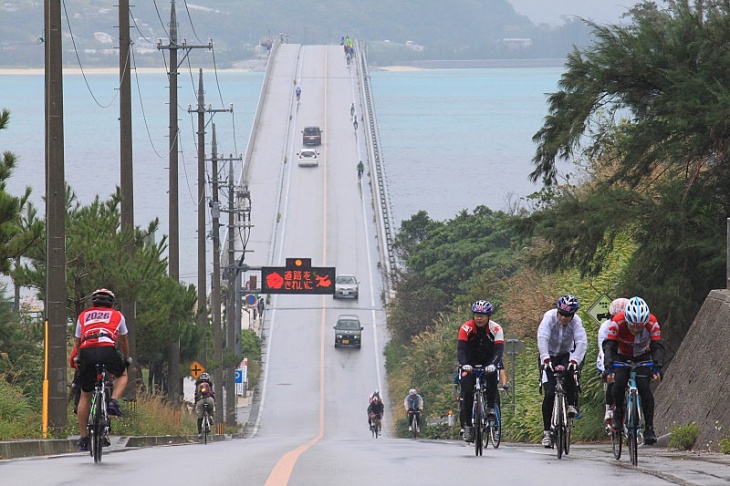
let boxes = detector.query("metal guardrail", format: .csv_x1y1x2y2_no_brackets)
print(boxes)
355,41,398,301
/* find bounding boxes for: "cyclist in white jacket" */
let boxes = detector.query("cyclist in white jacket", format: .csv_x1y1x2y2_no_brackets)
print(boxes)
596,297,628,423
537,294,587,447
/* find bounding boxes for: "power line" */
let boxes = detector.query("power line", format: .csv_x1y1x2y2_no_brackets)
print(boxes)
129,47,167,158
60,0,118,108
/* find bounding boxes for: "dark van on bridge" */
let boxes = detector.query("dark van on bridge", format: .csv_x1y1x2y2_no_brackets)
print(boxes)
302,126,322,146
333,314,363,348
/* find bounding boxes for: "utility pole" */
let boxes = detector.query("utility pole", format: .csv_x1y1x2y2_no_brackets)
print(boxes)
44,0,67,435
210,125,223,424
157,0,211,401
118,0,138,401
194,69,207,366
224,155,244,426
188,70,231,371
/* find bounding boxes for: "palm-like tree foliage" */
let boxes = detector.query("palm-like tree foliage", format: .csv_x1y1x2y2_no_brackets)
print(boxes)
524,1,729,353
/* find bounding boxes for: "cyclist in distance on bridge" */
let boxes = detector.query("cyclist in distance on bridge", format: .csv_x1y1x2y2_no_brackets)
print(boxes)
404,389,424,432
537,294,587,447
367,395,384,432
356,160,364,179
603,296,664,445
73,288,131,452
195,372,216,438
295,86,301,101
597,297,629,424
457,300,504,442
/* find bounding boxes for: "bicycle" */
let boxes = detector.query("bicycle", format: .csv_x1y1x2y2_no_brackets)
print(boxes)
369,413,381,438
201,401,213,444
468,365,495,456
486,385,508,449
88,363,112,463
610,360,653,465
549,364,574,459
350,103,355,117
357,164,364,181
408,409,421,439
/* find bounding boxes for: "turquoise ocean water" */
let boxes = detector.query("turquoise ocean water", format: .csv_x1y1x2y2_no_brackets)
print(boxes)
0,67,565,283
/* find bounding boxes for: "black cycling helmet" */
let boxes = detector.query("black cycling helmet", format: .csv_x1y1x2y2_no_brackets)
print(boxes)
91,288,115,308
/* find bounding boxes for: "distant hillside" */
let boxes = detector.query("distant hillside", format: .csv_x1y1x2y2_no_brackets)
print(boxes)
0,0,594,67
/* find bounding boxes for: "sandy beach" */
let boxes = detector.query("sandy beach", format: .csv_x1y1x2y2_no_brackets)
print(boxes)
0,66,256,75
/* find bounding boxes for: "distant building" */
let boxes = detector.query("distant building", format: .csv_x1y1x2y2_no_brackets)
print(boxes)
405,40,424,52
500,38,533,50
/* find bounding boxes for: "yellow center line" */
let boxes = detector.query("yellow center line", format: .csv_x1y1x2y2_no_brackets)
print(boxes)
264,45,329,486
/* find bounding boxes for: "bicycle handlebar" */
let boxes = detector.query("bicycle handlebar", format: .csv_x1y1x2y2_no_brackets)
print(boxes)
610,360,656,373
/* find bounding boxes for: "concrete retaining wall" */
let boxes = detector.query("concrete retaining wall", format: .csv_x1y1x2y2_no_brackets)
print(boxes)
654,289,730,451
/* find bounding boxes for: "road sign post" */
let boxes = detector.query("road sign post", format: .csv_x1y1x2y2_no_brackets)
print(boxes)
504,335,525,414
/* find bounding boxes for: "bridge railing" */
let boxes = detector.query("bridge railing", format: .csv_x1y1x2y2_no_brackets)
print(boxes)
355,40,398,302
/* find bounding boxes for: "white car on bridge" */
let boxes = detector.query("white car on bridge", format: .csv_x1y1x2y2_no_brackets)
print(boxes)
297,148,319,167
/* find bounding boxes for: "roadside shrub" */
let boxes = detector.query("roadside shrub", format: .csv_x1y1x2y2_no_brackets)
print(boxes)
719,436,730,454
114,393,197,436
0,378,42,439
668,423,699,450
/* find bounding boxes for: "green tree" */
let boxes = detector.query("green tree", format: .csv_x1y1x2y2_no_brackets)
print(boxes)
389,207,524,344
0,109,42,277
136,276,199,391
524,1,729,353
13,187,200,392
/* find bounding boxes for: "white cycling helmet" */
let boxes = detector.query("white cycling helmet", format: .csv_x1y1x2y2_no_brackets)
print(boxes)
609,297,629,316
624,296,650,330
409,388,417,396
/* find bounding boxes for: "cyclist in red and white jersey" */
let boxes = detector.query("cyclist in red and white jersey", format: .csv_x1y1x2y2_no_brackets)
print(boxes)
603,296,664,445
73,288,131,451
457,300,504,442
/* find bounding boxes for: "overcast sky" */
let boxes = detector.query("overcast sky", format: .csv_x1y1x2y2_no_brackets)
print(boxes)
508,0,659,25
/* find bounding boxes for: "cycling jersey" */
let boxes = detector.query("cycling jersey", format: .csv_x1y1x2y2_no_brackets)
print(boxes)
596,319,612,372
75,307,128,348
457,319,505,367
537,309,587,365
605,311,661,357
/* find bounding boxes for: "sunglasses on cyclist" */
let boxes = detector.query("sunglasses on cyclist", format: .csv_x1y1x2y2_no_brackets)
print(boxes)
557,310,574,318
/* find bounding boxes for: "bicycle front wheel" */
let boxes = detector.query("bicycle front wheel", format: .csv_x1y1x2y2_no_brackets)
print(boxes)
611,426,622,460
474,393,483,456
203,411,210,445
628,396,639,465
555,394,565,459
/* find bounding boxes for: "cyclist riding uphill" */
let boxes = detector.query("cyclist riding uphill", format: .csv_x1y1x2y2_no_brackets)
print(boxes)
73,288,131,451
295,86,301,100
195,372,216,438
537,294,587,448
403,389,424,431
367,395,384,430
603,296,664,445
457,300,504,442
597,297,629,423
